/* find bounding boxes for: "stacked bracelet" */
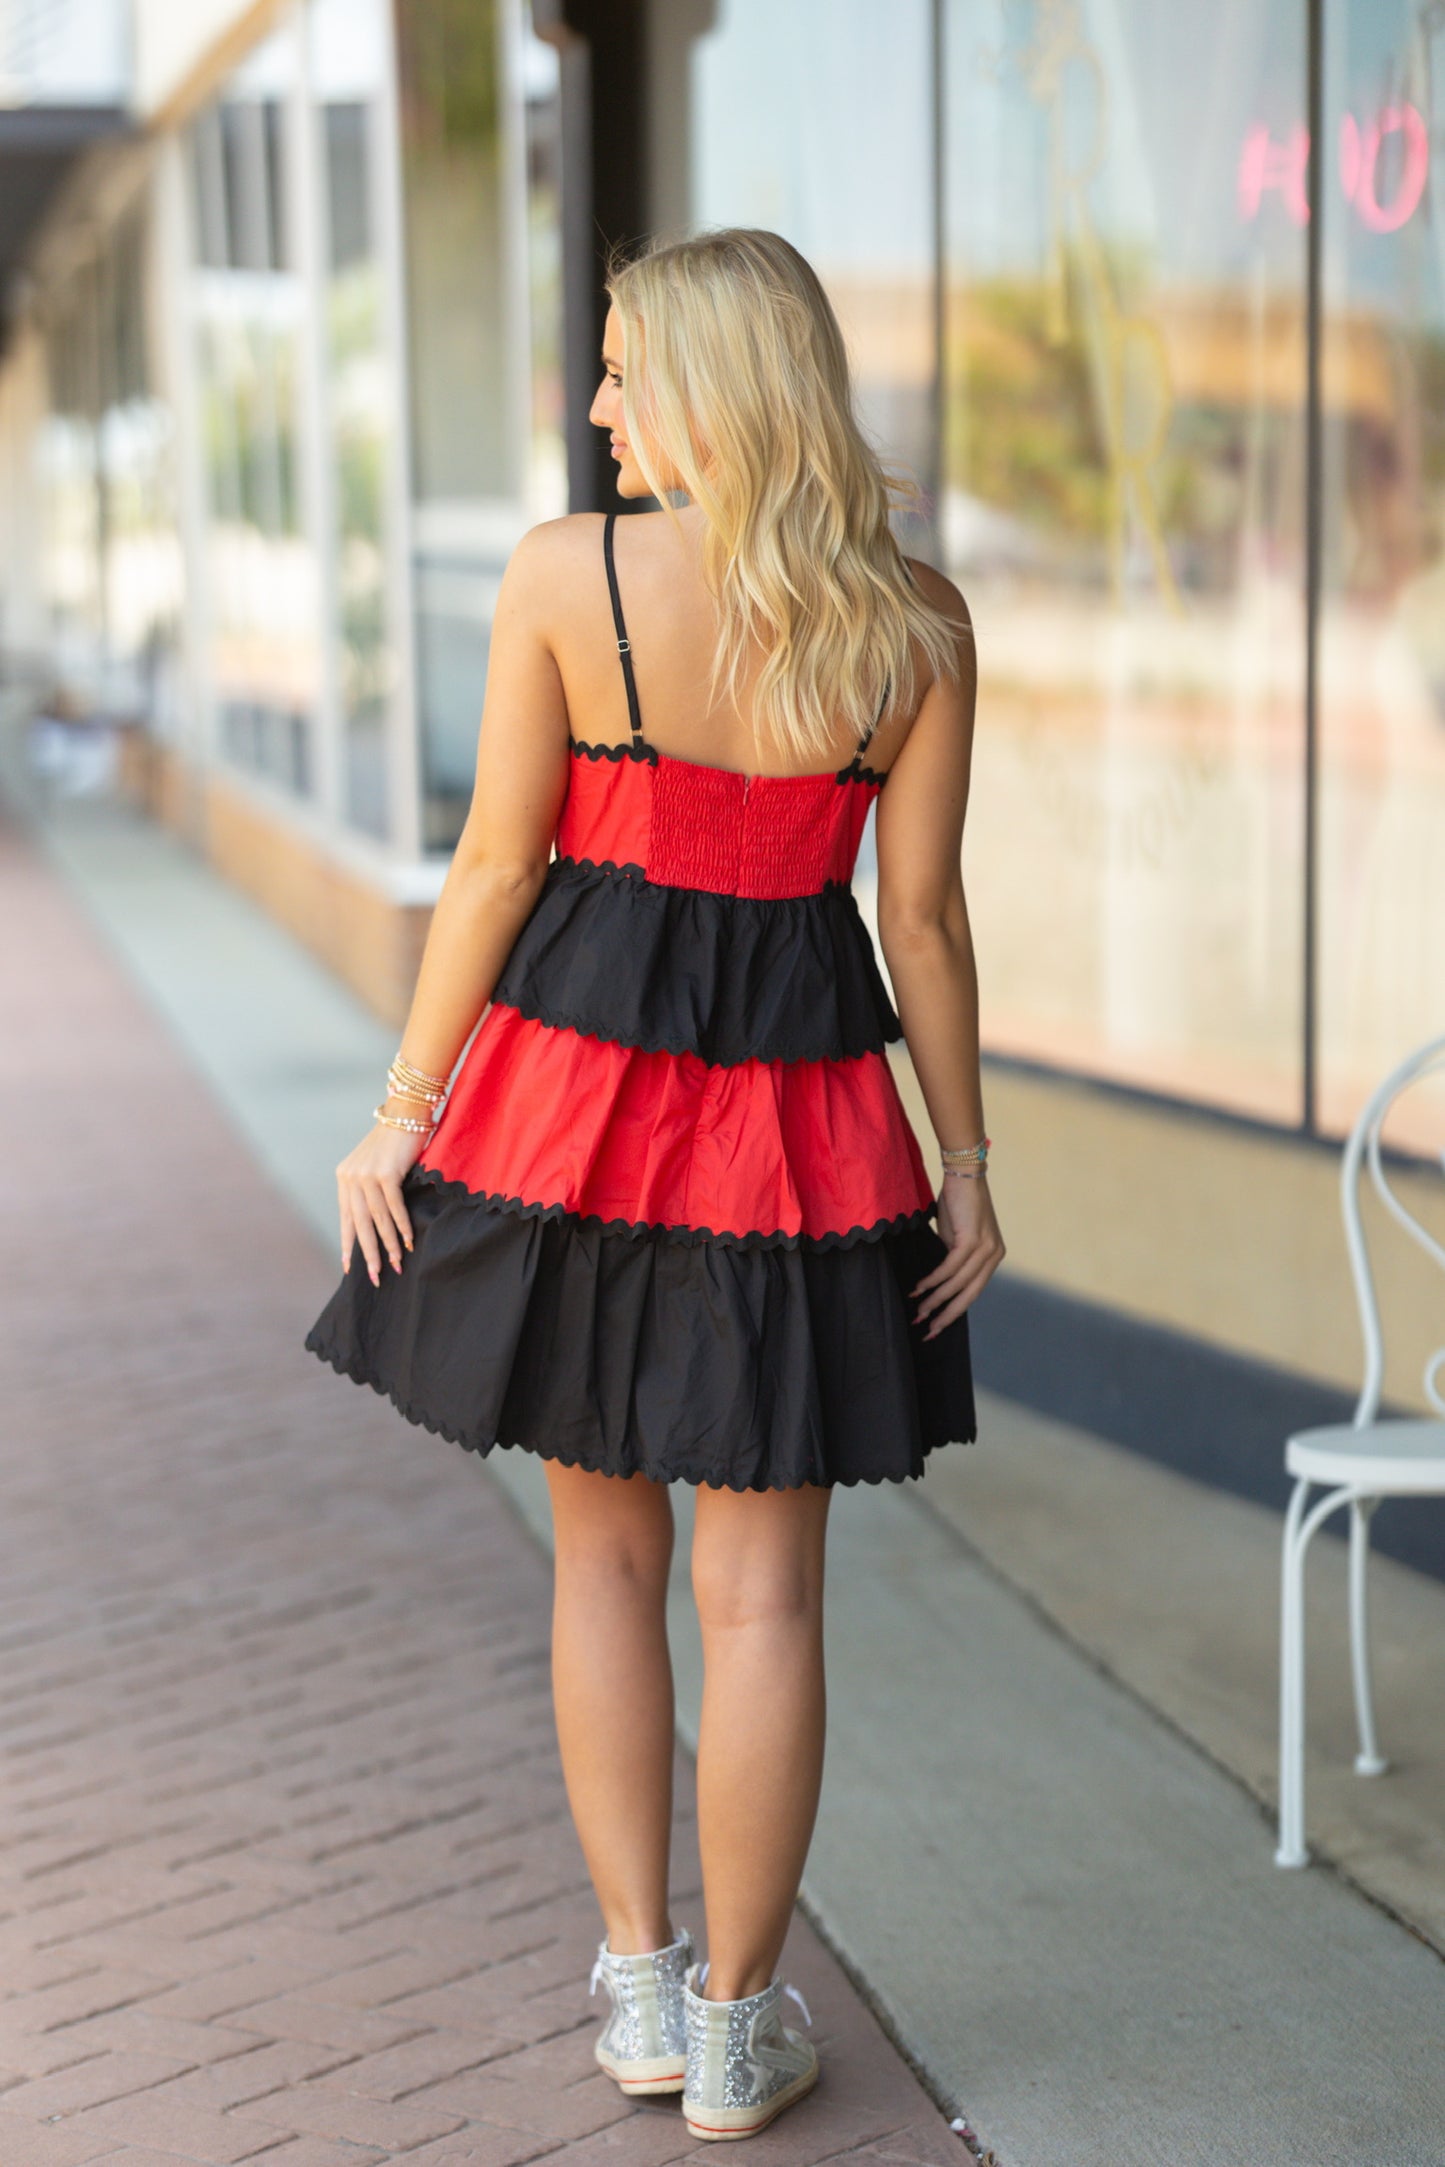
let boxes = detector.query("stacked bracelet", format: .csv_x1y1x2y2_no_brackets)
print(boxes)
373,1102,434,1134
941,1134,990,1180
388,1053,449,1105
374,1052,451,1133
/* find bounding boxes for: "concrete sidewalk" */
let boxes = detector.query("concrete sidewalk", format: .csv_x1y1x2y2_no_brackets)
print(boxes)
6,757,1445,2167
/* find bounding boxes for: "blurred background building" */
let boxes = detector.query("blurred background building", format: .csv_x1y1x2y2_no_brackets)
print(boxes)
2,0,1442,1561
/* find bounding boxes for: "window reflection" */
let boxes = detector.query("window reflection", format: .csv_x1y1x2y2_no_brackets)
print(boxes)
943,0,1309,1121
1317,0,1445,1155
38,271,104,699
37,213,183,731
395,0,565,851
189,20,319,799
680,0,938,560
312,0,398,841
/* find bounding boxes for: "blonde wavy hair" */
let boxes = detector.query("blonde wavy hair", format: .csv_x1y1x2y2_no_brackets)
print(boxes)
605,227,967,764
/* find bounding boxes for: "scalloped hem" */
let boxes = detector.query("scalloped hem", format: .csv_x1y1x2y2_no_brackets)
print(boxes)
303,1333,976,1490
405,1164,937,1253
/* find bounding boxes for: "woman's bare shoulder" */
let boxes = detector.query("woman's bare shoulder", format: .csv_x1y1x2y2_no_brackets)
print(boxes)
901,553,972,630
497,516,611,647
508,511,609,579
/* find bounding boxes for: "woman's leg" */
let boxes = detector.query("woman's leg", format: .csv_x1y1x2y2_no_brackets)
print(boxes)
544,1462,677,1954
690,1482,832,2001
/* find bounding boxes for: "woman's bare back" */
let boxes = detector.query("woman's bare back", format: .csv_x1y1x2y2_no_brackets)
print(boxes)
541,507,932,781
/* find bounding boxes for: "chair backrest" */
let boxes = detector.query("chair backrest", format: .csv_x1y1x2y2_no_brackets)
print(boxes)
1340,1031,1445,1426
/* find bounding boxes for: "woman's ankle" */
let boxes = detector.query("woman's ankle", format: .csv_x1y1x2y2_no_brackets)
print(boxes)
604,1913,678,1956
701,1958,775,2002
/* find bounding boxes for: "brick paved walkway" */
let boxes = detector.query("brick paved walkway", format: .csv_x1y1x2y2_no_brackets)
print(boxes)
0,811,966,2167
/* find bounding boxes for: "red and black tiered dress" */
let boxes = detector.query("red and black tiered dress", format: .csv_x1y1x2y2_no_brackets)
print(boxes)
304,512,976,1489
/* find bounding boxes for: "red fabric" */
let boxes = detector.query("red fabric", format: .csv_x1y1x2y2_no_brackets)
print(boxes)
554,751,646,873
419,1005,935,1242
557,745,879,899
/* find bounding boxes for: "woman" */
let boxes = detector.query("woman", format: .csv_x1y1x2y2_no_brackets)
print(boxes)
306,227,1004,2143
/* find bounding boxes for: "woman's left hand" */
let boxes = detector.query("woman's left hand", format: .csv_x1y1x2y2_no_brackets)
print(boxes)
911,1174,1006,1339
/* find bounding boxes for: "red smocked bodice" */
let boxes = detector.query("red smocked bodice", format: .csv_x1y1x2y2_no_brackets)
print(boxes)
558,740,884,899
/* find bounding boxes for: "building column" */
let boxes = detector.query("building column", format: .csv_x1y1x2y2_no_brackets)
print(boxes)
533,0,648,513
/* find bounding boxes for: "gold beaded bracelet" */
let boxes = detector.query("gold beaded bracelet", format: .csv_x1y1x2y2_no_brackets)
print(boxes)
388,1079,444,1110
392,1050,447,1082
373,1101,435,1134
387,1057,448,1109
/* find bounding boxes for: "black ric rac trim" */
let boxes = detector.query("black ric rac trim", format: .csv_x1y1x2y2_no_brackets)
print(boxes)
570,735,658,766
405,1164,936,1252
841,754,890,786
568,736,887,785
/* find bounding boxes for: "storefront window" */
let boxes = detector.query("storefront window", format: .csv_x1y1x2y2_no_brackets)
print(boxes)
1316,1,1445,1155
395,0,565,850
676,0,938,561
37,210,182,726
189,19,321,799
943,0,1309,1124
311,0,399,840
97,213,185,734
37,272,104,696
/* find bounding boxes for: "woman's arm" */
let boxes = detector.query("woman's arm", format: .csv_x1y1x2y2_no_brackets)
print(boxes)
336,520,574,1287
874,569,1005,1336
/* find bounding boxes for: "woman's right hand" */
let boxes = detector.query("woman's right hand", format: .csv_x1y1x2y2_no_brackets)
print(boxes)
911,1171,1006,1339
336,1115,428,1286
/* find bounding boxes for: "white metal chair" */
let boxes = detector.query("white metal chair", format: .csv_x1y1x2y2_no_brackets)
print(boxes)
1275,1031,1445,1868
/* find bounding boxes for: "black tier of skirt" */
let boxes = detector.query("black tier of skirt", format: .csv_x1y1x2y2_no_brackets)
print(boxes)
305,1167,977,1491
490,856,902,1066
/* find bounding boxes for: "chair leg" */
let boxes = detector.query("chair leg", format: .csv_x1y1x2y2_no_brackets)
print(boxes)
1275,1476,1312,1867
1348,1495,1388,1776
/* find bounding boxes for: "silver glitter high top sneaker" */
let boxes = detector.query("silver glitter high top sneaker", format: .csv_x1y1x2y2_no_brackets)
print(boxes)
589,1926,693,2094
682,1961,818,2140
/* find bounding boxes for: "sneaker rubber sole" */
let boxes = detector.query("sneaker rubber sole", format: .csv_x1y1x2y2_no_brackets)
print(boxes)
682,2055,819,2138
595,2041,687,2094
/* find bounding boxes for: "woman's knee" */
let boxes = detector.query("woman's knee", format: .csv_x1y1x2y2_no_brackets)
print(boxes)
690,1490,829,1635
547,1465,675,1597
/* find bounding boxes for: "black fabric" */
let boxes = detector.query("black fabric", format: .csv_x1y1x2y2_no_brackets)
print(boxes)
491,856,903,1066
304,1168,976,1490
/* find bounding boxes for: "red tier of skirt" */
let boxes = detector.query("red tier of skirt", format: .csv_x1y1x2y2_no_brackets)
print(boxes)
417,1003,935,1245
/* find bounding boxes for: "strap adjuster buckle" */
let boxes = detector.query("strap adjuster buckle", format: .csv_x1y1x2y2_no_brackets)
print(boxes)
617,639,631,654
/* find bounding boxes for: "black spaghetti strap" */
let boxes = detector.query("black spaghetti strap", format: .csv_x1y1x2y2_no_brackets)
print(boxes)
603,512,644,746
855,674,891,759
